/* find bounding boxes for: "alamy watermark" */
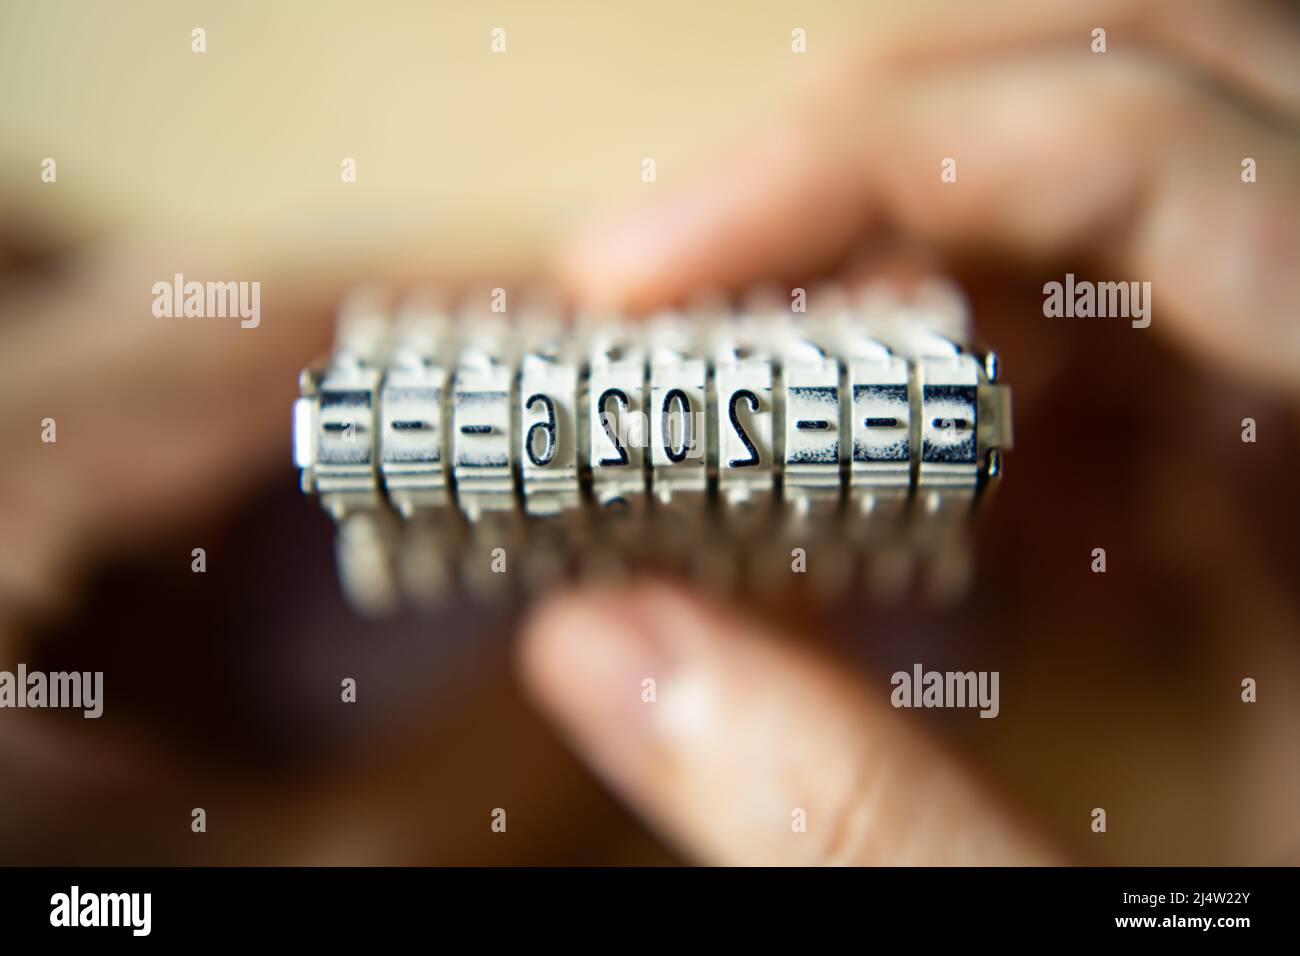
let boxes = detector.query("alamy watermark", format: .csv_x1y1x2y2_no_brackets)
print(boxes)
1043,273,1151,328
50,886,150,936
890,663,999,718
593,406,708,461
152,273,261,328
0,664,103,718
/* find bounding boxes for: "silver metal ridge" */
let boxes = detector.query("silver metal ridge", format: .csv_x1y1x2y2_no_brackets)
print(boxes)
295,284,1014,612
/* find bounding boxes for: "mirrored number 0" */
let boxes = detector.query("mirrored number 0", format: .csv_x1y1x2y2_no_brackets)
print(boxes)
525,393,557,467
662,388,692,464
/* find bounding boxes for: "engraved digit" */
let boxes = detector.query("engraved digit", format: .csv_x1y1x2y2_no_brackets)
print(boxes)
525,393,557,466
662,387,692,464
597,387,629,466
727,388,760,468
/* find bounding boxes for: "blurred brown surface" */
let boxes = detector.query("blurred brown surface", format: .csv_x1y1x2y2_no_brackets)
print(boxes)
0,0,1298,865
2,261,1296,865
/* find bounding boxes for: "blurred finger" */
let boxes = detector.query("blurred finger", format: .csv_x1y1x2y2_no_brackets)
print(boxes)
860,0,1300,120
560,54,1300,390
519,582,1063,866
0,220,457,621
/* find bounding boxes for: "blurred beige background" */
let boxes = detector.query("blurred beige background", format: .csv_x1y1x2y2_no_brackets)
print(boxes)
0,0,875,271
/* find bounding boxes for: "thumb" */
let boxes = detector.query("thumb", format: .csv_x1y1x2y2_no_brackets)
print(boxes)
518,583,1063,866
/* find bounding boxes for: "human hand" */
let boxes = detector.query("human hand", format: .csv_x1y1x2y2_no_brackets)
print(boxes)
518,0,1300,865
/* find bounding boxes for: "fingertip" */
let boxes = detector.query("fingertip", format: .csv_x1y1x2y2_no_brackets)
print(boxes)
516,587,616,707
518,583,685,750
517,581,708,705
555,201,699,314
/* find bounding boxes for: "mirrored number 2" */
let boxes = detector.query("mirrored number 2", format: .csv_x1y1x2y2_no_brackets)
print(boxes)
727,389,760,467
597,388,630,466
